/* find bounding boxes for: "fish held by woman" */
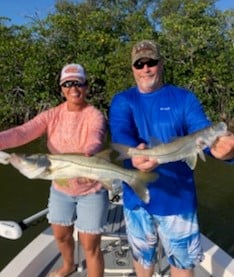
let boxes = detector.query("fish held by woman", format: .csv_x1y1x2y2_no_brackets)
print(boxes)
0,150,157,203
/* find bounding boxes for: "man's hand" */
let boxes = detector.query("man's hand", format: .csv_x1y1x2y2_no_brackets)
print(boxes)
211,132,234,160
132,143,159,172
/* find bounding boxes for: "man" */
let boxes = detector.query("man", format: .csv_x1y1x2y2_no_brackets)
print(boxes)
109,40,234,277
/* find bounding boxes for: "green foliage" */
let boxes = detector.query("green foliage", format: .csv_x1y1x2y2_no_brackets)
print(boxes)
0,0,233,129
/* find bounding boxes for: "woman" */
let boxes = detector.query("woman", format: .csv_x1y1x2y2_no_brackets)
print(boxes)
0,63,109,277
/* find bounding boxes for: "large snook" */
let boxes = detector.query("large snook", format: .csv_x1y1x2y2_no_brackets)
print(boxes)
112,122,228,170
0,150,158,203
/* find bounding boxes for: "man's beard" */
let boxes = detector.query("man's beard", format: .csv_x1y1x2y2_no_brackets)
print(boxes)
139,77,157,92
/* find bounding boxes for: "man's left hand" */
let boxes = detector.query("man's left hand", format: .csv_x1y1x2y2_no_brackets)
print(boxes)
211,133,234,160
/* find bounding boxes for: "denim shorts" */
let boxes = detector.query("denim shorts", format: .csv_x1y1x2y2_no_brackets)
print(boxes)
124,206,204,269
47,186,109,233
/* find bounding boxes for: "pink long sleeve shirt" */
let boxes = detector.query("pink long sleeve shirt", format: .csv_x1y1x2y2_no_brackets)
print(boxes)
0,102,107,195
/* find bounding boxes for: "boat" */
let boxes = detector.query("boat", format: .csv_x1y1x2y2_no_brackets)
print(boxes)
0,202,234,277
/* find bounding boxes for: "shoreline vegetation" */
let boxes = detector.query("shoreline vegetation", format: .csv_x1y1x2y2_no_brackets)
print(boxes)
0,0,233,129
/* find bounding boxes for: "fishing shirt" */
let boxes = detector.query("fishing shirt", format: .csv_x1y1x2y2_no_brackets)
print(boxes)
0,102,106,196
109,84,211,215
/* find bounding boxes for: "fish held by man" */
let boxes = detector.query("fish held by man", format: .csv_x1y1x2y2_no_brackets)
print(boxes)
112,122,228,170
0,150,158,203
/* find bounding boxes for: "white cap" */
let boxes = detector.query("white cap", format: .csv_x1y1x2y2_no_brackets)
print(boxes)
60,63,86,85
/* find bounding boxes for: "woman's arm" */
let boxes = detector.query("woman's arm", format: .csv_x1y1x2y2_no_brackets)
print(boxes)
0,112,47,150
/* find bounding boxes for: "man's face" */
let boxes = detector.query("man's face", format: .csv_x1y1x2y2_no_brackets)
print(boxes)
132,58,163,93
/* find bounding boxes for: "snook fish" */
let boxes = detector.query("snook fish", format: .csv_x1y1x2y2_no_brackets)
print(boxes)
112,122,228,170
0,150,158,203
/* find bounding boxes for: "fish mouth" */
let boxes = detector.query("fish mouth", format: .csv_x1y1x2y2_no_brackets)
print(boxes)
9,154,36,173
10,153,50,168
10,154,23,167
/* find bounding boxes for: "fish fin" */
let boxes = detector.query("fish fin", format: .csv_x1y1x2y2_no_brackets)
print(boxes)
184,155,197,170
198,150,206,162
111,143,131,160
0,151,11,164
131,171,158,203
95,149,112,162
133,185,150,203
54,179,70,187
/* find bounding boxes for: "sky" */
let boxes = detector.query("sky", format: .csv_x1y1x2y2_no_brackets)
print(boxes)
0,0,233,26
0,0,56,26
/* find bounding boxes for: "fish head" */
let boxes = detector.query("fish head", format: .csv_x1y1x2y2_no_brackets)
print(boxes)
0,151,11,164
9,153,50,179
208,122,228,139
196,122,228,148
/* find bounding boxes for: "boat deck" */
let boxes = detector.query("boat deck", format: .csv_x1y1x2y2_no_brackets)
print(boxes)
1,200,233,276
38,203,211,277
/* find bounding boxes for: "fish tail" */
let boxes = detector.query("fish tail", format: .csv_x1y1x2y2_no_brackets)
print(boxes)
131,171,158,203
111,143,130,160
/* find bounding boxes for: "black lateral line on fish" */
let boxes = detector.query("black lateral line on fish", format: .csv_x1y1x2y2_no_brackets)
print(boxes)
133,141,194,157
49,156,137,179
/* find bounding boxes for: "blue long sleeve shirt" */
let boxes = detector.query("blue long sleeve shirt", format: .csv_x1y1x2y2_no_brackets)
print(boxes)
109,84,211,215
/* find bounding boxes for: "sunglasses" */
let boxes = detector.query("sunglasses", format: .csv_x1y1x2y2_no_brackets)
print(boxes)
133,59,159,70
61,80,87,88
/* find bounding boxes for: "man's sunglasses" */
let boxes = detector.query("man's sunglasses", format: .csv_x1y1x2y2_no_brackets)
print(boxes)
133,59,159,70
61,80,87,88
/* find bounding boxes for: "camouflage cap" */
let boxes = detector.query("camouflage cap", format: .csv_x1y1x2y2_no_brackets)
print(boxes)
131,40,161,65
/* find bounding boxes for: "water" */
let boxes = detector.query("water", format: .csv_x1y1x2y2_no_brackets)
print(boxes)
0,140,233,271
195,155,234,256
0,139,49,270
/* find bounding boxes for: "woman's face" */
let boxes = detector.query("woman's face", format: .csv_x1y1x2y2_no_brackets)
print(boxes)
61,80,88,110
